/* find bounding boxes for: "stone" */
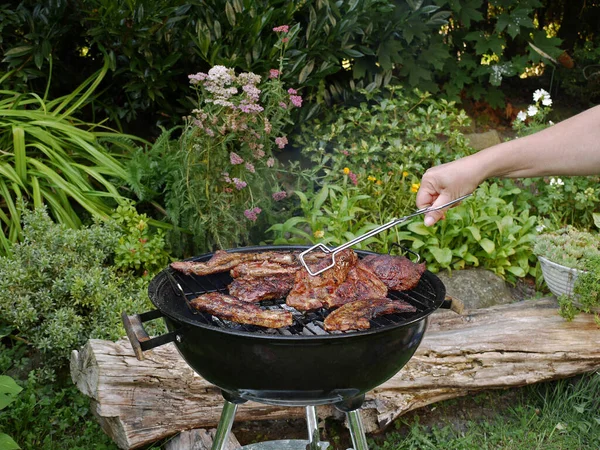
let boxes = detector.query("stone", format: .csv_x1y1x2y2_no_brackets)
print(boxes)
465,130,502,151
436,269,516,309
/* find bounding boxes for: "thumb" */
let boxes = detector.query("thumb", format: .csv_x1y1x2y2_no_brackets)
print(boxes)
423,192,455,227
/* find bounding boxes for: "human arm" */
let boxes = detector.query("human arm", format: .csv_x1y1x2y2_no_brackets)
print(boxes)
417,104,600,226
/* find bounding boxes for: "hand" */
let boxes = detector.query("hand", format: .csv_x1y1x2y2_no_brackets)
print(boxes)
416,160,481,226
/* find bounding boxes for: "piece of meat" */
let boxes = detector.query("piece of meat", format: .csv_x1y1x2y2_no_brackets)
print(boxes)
228,273,296,302
171,250,298,276
230,260,300,278
286,249,358,311
323,298,417,331
327,261,388,308
190,293,293,328
361,254,426,291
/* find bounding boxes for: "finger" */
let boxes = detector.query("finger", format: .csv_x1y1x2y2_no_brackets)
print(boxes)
423,192,454,226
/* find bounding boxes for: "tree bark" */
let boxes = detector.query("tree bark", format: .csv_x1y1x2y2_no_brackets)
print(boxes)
71,298,600,449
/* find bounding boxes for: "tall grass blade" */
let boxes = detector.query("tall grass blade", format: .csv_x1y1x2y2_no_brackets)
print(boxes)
12,126,27,183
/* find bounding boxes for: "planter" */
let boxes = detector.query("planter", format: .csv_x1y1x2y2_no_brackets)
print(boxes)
537,255,584,297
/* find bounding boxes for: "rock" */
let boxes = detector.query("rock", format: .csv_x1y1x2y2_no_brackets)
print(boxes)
465,130,502,151
436,269,515,309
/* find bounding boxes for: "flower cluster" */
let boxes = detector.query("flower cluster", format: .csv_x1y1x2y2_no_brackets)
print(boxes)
244,207,262,222
513,89,554,137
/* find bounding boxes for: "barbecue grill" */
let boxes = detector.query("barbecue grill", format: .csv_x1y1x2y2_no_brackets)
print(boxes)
122,245,456,450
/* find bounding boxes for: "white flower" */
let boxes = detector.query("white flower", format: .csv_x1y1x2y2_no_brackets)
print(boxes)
516,111,527,122
533,89,550,102
549,177,564,186
527,105,538,117
542,96,553,107
536,224,546,233
548,120,554,125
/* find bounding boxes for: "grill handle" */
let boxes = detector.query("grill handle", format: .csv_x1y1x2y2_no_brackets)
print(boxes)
441,295,465,314
121,310,179,361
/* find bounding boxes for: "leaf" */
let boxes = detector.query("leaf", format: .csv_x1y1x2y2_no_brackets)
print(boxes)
0,434,20,450
479,238,496,254
3,45,32,58
407,221,431,236
593,213,600,230
313,186,329,211
0,376,22,410
429,247,452,266
298,59,315,84
406,0,424,11
225,2,236,27
12,126,27,183
465,225,481,241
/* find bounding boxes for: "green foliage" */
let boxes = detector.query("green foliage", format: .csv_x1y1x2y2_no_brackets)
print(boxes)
398,182,538,280
435,0,563,106
533,226,600,270
0,207,160,369
0,58,143,255
297,87,473,183
559,255,600,323
370,374,600,449
0,351,117,450
0,375,22,450
111,202,171,277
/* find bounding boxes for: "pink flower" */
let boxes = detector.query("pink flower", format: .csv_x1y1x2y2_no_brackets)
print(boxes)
244,207,262,222
348,172,358,186
267,157,275,167
341,150,349,156
264,119,272,135
188,72,208,84
230,152,244,165
254,149,266,159
269,69,280,79
222,172,231,183
233,178,247,190
273,25,289,33
279,102,287,109
272,191,287,201
275,136,288,149
290,95,302,107
224,187,233,193
287,88,297,94
281,37,289,43
245,162,255,173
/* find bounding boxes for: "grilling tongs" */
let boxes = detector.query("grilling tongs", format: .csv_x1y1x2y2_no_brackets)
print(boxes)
299,193,472,276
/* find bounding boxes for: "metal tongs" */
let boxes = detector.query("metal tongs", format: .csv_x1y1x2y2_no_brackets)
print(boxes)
299,193,472,276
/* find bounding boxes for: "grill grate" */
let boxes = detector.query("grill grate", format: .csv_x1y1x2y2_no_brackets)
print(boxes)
163,255,439,337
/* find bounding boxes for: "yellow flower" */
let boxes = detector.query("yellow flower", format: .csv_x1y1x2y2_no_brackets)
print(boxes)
410,183,420,193
402,171,409,178
368,175,377,182
313,230,325,239
376,180,382,186
343,167,350,175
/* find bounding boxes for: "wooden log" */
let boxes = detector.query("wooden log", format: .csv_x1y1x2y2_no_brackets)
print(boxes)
164,428,240,450
71,298,600,449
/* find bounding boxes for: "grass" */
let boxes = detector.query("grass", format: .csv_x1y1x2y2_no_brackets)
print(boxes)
370,372,600,450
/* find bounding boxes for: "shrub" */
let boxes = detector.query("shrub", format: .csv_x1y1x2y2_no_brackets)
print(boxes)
0,58,143,255
0,207,162,369
127,62,301,256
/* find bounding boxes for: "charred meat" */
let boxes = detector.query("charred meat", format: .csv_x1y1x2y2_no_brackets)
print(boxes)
228,273,296,302
327,262,388,308
230,260,300,278
171,250,298,276
190,293,293,328
286,249,358,311
323,298,417,332
361,254,426,291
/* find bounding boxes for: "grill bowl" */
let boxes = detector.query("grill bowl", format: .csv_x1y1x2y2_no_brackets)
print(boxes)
145,245,446,406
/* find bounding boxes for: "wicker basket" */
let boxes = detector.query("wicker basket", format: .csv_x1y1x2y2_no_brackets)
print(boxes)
537,255,583,297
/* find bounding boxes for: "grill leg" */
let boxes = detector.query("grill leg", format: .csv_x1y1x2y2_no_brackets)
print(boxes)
345,409,369,450
305,405,321,449
211,399,238,450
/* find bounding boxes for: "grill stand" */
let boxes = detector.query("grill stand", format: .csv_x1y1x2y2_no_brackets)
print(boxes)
211,392,369,450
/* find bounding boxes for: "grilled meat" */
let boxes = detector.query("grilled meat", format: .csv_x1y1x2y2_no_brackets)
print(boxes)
327,261,388,308
361,254,426,291
171,250,298,276
323,298,417,331
286,249,358,311
228,273,296,302
230,260,300,278
190,293,293,328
